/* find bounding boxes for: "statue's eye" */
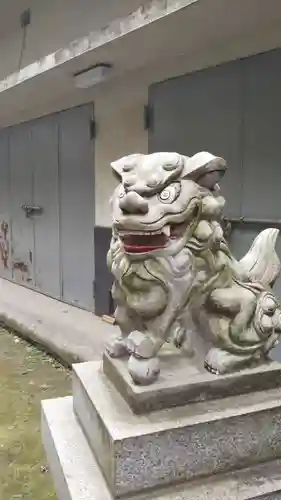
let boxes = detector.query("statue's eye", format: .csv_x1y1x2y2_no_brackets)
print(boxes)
159,189,171,201
158,183,181,203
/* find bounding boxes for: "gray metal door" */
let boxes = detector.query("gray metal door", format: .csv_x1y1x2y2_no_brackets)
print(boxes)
9,123,34,286
0,130,12,279
0,104,95,311
148,47,281,359
149,50,281,287
31,114,60,298
59,104,95,309
230,49,281,298
230,49,281,362
149,60,244,217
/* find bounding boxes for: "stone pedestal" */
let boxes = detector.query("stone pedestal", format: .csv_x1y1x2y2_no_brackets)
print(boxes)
42,354,281,499
103,347,281,413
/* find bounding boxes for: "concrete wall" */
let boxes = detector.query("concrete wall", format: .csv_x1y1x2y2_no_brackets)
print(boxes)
0,0,146,80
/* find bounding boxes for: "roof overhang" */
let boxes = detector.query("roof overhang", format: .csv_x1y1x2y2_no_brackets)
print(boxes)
1,0,281,127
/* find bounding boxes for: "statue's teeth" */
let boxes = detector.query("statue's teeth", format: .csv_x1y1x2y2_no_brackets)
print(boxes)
119,230,162,236
162,226,170,236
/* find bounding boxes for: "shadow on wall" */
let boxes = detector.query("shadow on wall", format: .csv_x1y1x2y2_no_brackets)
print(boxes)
94,226,113,316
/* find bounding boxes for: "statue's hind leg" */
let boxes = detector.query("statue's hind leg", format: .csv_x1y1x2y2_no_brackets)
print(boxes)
204,286,259,374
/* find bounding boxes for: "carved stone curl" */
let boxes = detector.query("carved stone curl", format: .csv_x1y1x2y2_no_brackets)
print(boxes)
106,151,281,384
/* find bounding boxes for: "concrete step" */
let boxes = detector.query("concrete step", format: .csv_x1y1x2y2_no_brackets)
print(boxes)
42,395,281,500
72,361,281,497
0,277,116,366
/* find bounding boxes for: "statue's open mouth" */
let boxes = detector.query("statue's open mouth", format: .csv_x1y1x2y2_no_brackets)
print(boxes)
118,224,184,253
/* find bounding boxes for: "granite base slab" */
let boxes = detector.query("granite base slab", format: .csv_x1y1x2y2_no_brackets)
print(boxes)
103,348,281,413
42,396,281,500
73,361,281,497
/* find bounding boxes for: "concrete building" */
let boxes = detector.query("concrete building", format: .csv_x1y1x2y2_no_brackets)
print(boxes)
1,0,281,318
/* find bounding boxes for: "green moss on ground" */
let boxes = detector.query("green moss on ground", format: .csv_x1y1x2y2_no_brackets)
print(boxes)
0,327,71,500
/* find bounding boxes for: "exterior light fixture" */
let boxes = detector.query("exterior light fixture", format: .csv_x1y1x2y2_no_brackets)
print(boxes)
74,63,112,88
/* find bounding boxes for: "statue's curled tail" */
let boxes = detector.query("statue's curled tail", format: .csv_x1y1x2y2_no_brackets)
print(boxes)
240,228,280,288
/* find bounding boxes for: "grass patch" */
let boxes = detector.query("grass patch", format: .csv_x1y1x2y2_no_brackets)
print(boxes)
0,328,71,499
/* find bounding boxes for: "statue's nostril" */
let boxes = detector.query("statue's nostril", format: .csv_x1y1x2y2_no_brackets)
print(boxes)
119,192,148,214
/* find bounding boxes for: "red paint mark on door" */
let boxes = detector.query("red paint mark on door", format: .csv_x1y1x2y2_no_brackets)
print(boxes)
0,221,9,268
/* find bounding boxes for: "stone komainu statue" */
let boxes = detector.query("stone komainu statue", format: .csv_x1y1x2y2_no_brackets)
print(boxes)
106,151,281,385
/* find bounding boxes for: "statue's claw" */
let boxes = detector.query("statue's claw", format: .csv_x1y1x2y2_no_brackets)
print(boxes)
204,359,220,375
126,330,156,358
204,348,255,375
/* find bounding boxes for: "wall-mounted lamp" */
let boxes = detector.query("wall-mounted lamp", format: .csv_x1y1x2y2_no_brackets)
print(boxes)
73,63,113,88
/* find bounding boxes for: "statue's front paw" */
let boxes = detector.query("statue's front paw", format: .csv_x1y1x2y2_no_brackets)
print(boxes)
126,330,156,358
128,355,160,385
105,335,128,358
204,348,253,375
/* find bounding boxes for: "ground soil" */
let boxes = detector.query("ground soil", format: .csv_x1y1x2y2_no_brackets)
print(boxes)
0,327,71,499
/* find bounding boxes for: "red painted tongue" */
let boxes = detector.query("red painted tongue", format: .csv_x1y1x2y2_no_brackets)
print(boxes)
124,244,164,253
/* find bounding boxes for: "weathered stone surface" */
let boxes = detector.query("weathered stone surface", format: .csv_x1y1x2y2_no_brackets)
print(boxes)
103,347,281,413
107,151,281,383
42,395,281,500
73,361,281,497
42,396,112,500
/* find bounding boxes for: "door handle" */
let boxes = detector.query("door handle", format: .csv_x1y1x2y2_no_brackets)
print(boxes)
21,204,44,218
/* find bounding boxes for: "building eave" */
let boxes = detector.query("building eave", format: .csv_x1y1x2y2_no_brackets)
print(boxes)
0,0,198,93
1,0,281,127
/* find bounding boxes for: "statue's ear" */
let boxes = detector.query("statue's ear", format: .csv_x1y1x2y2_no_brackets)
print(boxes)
181,152,227,189
110,157,127,181
111,154,143,181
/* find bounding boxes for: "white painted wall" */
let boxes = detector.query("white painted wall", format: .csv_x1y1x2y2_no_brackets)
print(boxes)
94,96,148,227
0,0,146,80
